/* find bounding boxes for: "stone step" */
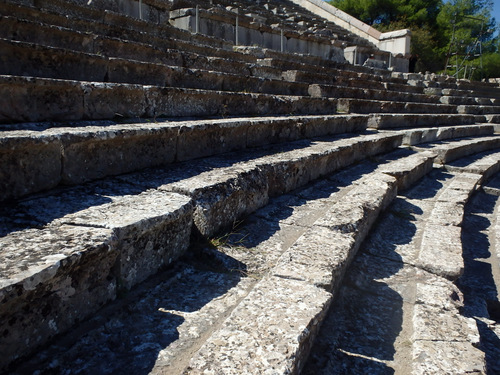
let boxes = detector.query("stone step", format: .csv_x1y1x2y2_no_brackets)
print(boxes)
6,34,496,116
0,17,254,76
0,13,407,95
439,94,487,105
412,134,500,164
0,187,194,371
445,149,500,181
304,151,497,374
367,113,484,130
0,114,369,201
400,123,497,146
266,59,408,89
284,69,423,96
0,12,388,89
0,35,451,113
0,3,254,67
146,147,441,374
3,143,440,374
185,173,398,374
0,130,403,371
1,0,235,51
458,104,500,115
0,75,337,123
245,46,396,80
0,38,312,96
486,114,500,124
417,171,482,280
337,98,456,115
308,83,435,104
113,131,404,237
424,79,500,100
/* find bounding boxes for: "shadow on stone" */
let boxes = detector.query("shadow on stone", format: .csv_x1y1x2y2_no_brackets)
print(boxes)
7,251,244,375
458,189,500,375
302,197,419,374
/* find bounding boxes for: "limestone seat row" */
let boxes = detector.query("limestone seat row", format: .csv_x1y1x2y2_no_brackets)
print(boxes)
5,35,498,120
0,114,367,201
0,128,405,371
2,104,499,370
5,0,499,123
2,124,500,373
1,0,500,372
1,112,494,202
183,133,500,374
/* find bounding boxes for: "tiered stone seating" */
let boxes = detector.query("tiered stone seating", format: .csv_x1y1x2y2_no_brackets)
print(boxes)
1,0,500,373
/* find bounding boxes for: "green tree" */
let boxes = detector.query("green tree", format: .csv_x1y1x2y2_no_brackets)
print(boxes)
328,0,499,78
438,0,498,78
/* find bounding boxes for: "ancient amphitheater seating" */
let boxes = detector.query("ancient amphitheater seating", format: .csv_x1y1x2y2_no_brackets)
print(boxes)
1,0,499,373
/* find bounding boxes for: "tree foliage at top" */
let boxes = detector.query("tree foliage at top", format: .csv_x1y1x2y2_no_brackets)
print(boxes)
328,0,499,79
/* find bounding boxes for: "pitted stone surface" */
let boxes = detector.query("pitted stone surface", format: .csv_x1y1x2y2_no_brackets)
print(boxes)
305,164,489,374
412,341,485,375
2,0,500,373
272,225,356,291
0,225,118,369
413,286,479,343
417,135,500,164
186,276,332,375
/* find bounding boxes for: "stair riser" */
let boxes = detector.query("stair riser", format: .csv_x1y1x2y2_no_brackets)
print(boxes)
368,114,482,129
0,76,338,124
435,137,500,164
1,115,369,202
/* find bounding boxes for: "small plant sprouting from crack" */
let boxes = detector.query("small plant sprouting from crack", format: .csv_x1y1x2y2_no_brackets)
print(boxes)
208,220,248,250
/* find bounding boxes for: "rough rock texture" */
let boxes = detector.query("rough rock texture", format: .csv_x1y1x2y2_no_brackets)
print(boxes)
186,276,332,375
0,115,371,201
0,187,194,369
418,172,481,280
0,225,117,368
304,161,491,375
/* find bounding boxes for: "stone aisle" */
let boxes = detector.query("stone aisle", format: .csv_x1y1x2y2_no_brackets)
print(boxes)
303,168,500,375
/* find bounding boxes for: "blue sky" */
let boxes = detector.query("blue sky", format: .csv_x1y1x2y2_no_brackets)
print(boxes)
492,1,500,26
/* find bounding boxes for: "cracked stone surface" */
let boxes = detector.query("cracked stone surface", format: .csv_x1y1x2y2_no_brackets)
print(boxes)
304,167,494,375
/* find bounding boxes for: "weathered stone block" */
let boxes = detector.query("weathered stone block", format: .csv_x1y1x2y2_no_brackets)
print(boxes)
0,75,84,123
146,87,242,118
300,114,368,138
187,276,332,374
273,225,356,291
246,117,304,147
272,172,397,293
413,282,479,343
412,340,485,375
53,190,194,289
367,114,478,129
432,136,500,164
0,39,108,82
379,150,436,191
107,58,170,86
165,167,269,237
0,225,118,371
418,224,463,280
0,133,62,201
83,82,147,119
60,123,178,184
176,119,248,162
